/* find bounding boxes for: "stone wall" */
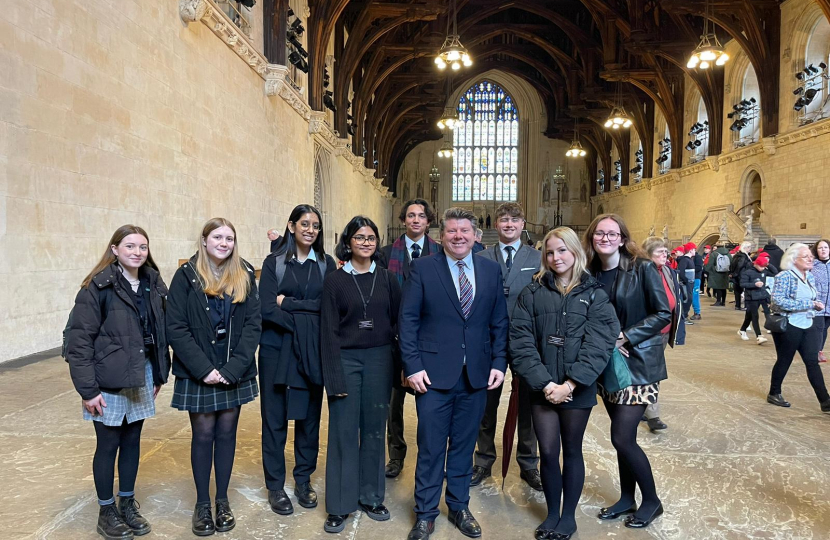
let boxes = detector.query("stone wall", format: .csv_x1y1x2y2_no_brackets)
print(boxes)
0,0,390,362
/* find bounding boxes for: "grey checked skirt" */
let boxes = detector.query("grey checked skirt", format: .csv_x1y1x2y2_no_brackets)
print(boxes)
171,377,258,413
83,360,155,426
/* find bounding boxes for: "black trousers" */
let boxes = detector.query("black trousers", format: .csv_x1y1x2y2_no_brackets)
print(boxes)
741,300,768,335
325,346,393,515
733,283,744,308
474,375,538,471
414,369,487,521
713,289,727,304
681,281,694,318
770,323,830,403
387,387,409,461
260,382,324,491
815,315,830,351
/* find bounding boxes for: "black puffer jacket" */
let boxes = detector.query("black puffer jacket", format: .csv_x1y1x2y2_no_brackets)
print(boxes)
740,266,773,302
509,273,620,399
167,255,262,384
731,251,752,284
602,258,672,386
66,264,170,400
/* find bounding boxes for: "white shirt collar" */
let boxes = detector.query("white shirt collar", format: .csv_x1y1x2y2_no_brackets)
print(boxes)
446,251,475,270
499,239,522,253
293,249,318,263
405,235,425,251
343,260,376,274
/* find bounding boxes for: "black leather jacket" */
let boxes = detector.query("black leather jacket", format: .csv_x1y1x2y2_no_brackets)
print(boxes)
600,258,672,386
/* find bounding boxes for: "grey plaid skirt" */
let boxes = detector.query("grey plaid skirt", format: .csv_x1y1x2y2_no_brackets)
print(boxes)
83,360,155,426
171,377,258,413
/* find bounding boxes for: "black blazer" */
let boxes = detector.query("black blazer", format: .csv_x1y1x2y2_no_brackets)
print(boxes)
603,258,672,386
167,256,262,384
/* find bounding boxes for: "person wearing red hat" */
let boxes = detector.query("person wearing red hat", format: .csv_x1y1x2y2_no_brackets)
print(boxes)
686,244,703,320
702,246,712,296
675,246,695,328
738,254,773,344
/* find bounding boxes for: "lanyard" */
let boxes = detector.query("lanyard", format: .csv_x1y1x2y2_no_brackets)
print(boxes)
351,270,378,319
290,259,315,299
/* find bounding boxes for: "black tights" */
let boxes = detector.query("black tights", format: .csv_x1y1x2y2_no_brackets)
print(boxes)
189,407,241,503
92,419,144,502
532,403,592,535
602,400,661,520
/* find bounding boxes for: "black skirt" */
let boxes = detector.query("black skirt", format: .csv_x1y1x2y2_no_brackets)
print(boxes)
531,380,597,410
171,377,259,413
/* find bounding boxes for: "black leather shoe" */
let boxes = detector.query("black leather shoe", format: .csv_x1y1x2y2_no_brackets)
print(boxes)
295,482,318,509
407,519,435,540
191,502,215,536
692,313,702,320
214,499,234,532
647,417,668,431
97,503,134,539
598,504,637,520
470,465,491,487
534,526,555,539
520,468,543,491
624,503,664,528
359,502,391,521
767,394,791,408
448,508,482,538
385,459,404,478
324,514,349,533
118,497,150,536
268,489,293,515
552,528,577,539
821,399,830,413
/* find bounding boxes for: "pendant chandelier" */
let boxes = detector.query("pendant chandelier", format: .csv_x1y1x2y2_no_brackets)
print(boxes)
437,138,455,158
434,0,471,71
436,77,459,130
566,118,587,157
604,84,632,130
686,0,728,69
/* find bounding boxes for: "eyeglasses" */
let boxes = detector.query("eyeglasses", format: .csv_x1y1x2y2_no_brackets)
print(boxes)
296,221,320,231
593,231,622,241
653,249,669,256
352,235,377,245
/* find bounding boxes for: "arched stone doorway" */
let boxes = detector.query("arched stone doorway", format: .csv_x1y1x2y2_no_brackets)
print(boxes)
701,234,720,249
597,204,605,216
314,145,333,252
740,168,763,220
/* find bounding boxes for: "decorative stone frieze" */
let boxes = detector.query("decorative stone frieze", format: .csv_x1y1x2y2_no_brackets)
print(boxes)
776,117,830,147
680,160,712,177
717,143,764,166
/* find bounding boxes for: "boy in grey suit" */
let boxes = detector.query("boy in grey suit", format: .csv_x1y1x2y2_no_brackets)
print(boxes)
472,202,542,490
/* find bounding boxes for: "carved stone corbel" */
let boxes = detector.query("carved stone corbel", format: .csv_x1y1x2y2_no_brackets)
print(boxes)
180,0,210,23
309,111,327,134
265,64,289,96
762,136,777,155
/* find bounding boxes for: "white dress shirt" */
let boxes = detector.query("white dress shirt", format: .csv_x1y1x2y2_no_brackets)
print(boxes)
343,260,377,274
498,239,522,267
405,235,426,260
446,251,476,300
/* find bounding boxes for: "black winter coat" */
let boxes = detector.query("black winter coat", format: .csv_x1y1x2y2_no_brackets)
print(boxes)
66,264,170,401
740,266,773,302
731,251,752,284
167,256,262,384
599,258,672,386
676,256,695,285
763,244,784,270
510,273,619,408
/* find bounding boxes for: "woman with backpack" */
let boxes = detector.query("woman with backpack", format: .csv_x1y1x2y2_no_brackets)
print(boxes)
66,225,169,540
705,244,732,307
319,216,402,533
258,204,336,517
167,217,261,536
510,227,618,540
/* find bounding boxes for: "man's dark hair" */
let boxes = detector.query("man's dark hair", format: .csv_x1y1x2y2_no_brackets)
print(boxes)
335,215,381,262
399,198,435,224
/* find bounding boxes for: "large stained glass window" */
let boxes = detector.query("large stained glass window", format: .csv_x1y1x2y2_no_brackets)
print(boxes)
452,81,519,202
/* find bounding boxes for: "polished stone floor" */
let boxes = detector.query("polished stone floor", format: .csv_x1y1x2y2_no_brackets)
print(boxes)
3,303,830,540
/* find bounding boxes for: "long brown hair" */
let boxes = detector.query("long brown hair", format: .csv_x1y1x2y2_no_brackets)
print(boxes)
534,227,587,295
195,217,251,303
583,213,644,273
81,225,158,288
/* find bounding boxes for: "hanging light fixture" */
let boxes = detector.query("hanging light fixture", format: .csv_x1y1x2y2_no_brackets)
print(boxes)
434,0,472,71
686,0,729,69
436,76,459,129
604,84,633,130
437,138,455,158
566,117,588,157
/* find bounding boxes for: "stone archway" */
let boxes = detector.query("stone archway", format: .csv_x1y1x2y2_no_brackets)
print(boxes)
314,145,334,252
739,165,764,219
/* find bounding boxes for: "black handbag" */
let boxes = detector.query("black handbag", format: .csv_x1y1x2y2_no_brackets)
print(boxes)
764,313,788,333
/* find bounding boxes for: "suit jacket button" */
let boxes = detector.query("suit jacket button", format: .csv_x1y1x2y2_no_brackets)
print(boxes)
139,349,144,353
461,344,466,349
211,340,215,344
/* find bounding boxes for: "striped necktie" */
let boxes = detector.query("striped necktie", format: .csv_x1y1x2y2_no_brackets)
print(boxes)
457,261,473,319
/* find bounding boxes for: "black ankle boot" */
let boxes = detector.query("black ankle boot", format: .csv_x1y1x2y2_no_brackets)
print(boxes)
97,503,134,539
192,502,215,536
117,497,151,536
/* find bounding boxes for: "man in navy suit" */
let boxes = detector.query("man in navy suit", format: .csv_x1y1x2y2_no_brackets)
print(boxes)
399,207,509,540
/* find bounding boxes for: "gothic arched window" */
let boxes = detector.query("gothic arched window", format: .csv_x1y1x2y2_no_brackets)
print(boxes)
452,81,519,202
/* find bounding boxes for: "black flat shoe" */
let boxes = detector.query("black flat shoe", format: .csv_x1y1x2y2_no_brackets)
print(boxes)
767,394,791,408
470,465,491,487
268,489,293,515
407,519,435,540
295,482,318,509
520,469,543,492
647,417,668,431
359,502,390,521
552,528,576,540
97,503,134,539
323,514,349,533
534,526,555,539
214,499,234,532
625,503,664,528
385,459,404,478
598,504,637,520
448,508,482,538
821,399,830,413
118,497,150,536
191,502,215,536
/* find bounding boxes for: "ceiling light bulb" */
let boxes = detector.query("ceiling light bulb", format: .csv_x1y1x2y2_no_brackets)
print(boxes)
700,49,717,61
716,53,729,65
687,57,700,69
447,49,460,61
699,60,710,69
463,58,472,67
451,62,460,70
604,119,613,128
623,119,633,128
436,59,446,70
612,124,620,130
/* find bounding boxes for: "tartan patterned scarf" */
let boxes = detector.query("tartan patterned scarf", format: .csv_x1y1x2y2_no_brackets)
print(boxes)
388,234,441,285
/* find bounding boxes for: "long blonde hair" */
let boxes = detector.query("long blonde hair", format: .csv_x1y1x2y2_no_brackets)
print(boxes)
535,227,587,295
195,218,251,303
81,225,158,288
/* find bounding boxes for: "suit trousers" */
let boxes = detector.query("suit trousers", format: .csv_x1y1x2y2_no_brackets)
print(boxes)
387,387,409,461
325,346,393,515
260,381,324,491
414,368,487,521
474,375,538,471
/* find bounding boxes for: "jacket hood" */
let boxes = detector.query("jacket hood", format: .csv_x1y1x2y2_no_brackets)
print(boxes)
540,271,600,294
91,263,162,290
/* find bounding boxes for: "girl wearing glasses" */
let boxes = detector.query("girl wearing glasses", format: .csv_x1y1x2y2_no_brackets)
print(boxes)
167,218,261,535
320,216,401,533
258,204,336,517
584,214,671,529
